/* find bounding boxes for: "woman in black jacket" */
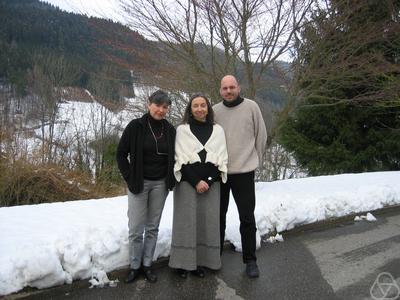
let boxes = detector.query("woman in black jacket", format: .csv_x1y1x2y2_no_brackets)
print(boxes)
116,90,175,283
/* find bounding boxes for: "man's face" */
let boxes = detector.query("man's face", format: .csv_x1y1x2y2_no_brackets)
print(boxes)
220,77,240,102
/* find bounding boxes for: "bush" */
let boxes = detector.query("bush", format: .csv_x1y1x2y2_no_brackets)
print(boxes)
0,159,124,207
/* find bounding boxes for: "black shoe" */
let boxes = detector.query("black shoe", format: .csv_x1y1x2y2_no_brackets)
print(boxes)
125,268,141,283
191,267,205,278
176,268,188,279
245,261,259,278
143,266,157,283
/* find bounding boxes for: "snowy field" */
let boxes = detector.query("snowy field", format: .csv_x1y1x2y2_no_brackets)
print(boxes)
1,171,399,295
32,84,151,145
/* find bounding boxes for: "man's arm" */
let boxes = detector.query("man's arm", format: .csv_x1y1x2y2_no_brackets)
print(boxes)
253,104,268,167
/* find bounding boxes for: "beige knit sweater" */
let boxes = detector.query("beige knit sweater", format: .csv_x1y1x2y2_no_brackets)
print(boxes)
213,98,267,174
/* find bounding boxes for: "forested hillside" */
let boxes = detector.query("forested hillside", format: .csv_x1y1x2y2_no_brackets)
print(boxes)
0,0,162,101
0,0,289,107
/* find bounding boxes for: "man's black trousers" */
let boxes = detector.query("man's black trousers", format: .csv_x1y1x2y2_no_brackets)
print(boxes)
220,171,257,263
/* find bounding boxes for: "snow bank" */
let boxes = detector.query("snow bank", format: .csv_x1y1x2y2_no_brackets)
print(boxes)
1,171,399,295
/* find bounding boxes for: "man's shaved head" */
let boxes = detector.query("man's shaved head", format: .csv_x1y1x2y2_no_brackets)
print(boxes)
220,75,240,102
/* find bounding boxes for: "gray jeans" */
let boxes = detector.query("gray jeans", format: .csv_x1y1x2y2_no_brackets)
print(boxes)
127,179,168,269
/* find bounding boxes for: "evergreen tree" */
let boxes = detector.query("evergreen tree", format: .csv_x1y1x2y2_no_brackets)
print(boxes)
279,0,400,175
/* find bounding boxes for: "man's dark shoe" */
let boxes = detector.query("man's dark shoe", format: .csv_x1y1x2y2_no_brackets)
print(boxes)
124,268,141,283
143,266,157,283
191,266,205,278
245,261,260,278
176,268,188,279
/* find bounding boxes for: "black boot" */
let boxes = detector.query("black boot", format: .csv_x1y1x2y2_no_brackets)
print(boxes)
143,266,157,283
176,268,188,279
191,266,205,278
245,261,260,278
125,268,141,283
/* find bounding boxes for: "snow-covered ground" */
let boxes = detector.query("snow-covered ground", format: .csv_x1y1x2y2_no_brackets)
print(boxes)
37,84,152,142
1,171,399,295
6,84,157,172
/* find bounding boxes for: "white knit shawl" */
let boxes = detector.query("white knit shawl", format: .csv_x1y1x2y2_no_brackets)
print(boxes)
174,123,228,183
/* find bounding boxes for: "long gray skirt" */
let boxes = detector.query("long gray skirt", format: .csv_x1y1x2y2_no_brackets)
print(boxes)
168,181,221,271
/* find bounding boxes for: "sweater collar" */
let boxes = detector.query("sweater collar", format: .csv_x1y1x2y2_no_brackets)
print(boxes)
189,117,210,126
223,96,244,108
141,113,164,127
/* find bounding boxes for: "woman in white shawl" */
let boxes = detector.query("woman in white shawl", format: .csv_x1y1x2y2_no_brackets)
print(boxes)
169,93,228,278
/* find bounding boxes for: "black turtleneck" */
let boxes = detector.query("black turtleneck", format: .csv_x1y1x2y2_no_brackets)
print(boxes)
143,113,168,180
223,96,244,107
181,118,221,188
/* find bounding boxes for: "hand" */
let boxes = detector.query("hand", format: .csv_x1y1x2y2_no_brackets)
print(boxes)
196,180,209,194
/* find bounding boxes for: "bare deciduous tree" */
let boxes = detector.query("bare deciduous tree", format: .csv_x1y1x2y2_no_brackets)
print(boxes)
27,53,79,164
119,0,313,100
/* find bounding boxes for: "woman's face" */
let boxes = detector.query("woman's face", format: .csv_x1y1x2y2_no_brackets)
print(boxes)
191,97,208,122
148,102,169,120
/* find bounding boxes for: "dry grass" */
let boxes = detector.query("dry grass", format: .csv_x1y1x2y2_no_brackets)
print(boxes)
0,160,124,207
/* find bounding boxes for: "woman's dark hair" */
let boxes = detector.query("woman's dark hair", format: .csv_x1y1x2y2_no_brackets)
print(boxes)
181,93,215,124
148,90,172,105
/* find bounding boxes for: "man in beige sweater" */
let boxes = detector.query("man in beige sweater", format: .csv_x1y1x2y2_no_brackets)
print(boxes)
213,75,267,278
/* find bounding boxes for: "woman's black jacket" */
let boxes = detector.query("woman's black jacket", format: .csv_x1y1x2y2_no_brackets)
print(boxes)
116,114,176,194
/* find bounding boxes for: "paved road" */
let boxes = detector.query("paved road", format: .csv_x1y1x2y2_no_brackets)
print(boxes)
8,208,400,300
